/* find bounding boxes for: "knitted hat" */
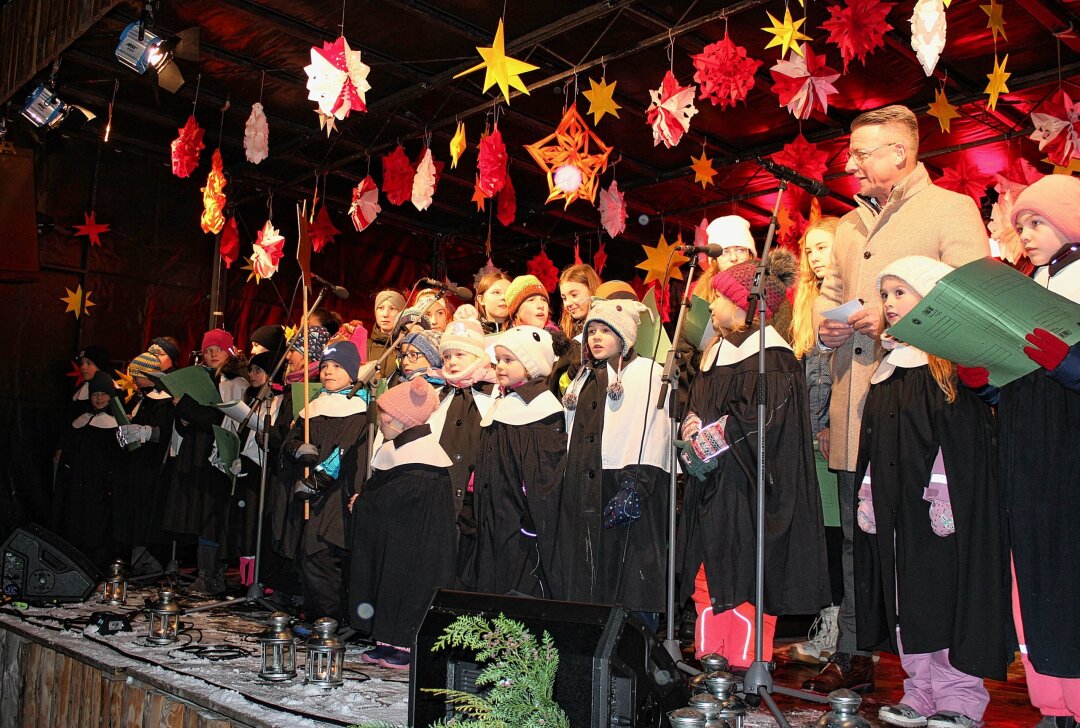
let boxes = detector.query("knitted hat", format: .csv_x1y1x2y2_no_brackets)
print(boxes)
398,306,432,331
706,215,755,251
248,351,282,384
402,329,443,368
149,337,180,366
440,304,486,358
320,340,362,380
250,325,285,355
77,345,110,373
583,299,649,357
494,326,557,378
1011,175,1080,244
504,275,549,319
88,371,117,397
127,351,162,379
201,328,236,354
374,289,407,313
711,248,797,318
378,377,440,430
877,256,954,297
287,326,331,360
594,280,638,301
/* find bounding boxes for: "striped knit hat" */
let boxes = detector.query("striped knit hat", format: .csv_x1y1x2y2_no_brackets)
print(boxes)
402,329,443,368
127,351,163,379
504,275,549,319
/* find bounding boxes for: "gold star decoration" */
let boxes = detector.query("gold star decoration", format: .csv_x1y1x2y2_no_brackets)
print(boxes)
450,121,467,169
762,8,812,59
453,19,540,104
985,53,1011,111
636,233,690,285
523,104,613,208
284,324,298,342
114,368,139,402
1043,156,1080,175
582,76,622,124
241,255,263,284
317,111,337,137
60,284,95,318
472,176,487,211
927,88,961,133
980,0,1007,42
690,151,718,188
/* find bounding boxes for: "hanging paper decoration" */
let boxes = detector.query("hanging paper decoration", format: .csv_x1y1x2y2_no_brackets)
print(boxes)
762,8,812,59
770,44,841,120
170,115,205,178
200,149,227,235
382,145,415,206
524,104,612,208
471,176,487,211
598,181,627,239
583,77,622,124
822,0,895,72
67,360,85,387
244,102,269,164
220,216,239,268
317,112,337,137
114,369,139,403
473,258,503,289
411,147,437,211
646,71,699,149
593,241,608,276
990,159,1045,263
251,221,285,281
450,121,467,169
526,249,560,292
1029,91,1080,167
60,284,95,318
692,33,762,110
454,19,539,104
310,204,341,253
777,204,808,250
73,211,110,247
693,216,709,247
303,37,371,122
984,54,1011,111
935,158,993,204
910,0,947,77
349,176,381,231
772,133,830,183
478,125,508,197
636,233,689,285
497,173,516,227
981,0,1007,42
690,151,718,188
927,88,961,133
573,242,584,267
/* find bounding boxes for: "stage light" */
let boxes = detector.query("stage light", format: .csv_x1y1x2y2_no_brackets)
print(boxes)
147,588,181,645
100,560,127,606
115,22,177,75
21,83,69,129
815,689,872,728
258,612,297,682
304,617,344,688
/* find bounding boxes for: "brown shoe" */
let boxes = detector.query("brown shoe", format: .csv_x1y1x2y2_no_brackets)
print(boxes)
801,652,875,694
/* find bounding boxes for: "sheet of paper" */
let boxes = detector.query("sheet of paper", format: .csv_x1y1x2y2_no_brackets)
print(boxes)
290,382,323,419
636,288,672,363
151,366,221,406
213,399,269,433
683,295,715,352
888,257,1080,386
822,298,864,322
110,397,140,452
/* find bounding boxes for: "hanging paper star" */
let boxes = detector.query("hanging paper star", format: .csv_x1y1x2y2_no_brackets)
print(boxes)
170,115,205,178
593,241,608,276
981,0,1007,42
646,71,699,149
985,54,1011,111
822,0,896,72
453,19,540,104
770,44,841,120
910,0,947,77
73,211,109,247
773,133,830,181
60,284,95,318
927,87,961,133
303,37,371,121
241,256,260,284
526,249,560,292
411,147,438,211
251,221,285,280
583,77,622,124
66,360,85,387
244,102,269,164
1028,90,1080,167
935,158,993,204
692,32,762,110
636,233,690,285
478,125,509,197
349,176,381,231
310,204,341,252
691,151,718,188
450,121,467,169
762,8,812,59
598,181,627,239
220,216,239,268
317,111,337,137
114,368,139,403
524,104,612,208
497,173,516,227
472,176,487,212
382,145,414,206
200,149,227,235
573,242,584,267
694,216,709,248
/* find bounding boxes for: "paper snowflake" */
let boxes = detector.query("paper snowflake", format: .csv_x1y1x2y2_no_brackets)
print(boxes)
303,37,371,121
598,181,627,239
349,176,381,232
646,71,699,149
692,33,761,110
171,114,205,178
770,44,841,120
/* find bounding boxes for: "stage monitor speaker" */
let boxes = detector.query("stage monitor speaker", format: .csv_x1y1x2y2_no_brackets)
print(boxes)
1,524,100,603
410,590,687,728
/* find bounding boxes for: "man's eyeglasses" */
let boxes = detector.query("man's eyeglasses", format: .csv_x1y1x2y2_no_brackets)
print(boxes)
398,350,425,362
845,142,899,165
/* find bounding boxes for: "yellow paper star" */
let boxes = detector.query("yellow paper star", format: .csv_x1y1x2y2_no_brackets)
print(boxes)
583,77,622,124
114,368,139,402
1042,156,1080,175
762,8,811,59
942,0,951,6
472,176,487,212
927,88,961,133
985,53,1011,111
60,284,95,318
980,0,1007,42
317,111,337,137
523,104,613,208
284,324,298,342
636,233,690,285
241,255,263,284
450,121,467,169
690,151,718,188
453,19,540,104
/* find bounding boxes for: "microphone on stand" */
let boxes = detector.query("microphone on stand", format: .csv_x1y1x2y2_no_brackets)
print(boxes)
754,156,831,197
311,274,349,299
675,243,726,257
420,277,474,301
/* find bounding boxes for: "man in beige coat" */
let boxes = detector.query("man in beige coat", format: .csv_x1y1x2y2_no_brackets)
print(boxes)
805,105,989,695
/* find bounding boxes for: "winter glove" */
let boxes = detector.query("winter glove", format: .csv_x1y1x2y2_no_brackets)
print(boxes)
229,458,243,476
680,412,702,439
923,482,955,537
1024,328,1069,371
603,476,642,529
116,424,152,447
956,365,990,389
675,440,718,481
292,442,320,465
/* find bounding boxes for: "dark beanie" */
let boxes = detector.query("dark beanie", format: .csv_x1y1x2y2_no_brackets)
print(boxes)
88,371,117,397
151,337,181,365
320,341,362,380
250,325,286,355
249,351,283,384
77,345,110,373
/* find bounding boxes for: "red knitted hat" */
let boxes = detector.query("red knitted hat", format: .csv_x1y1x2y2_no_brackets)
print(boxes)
201,328,236,353
377,377,440,430
711,248,797,318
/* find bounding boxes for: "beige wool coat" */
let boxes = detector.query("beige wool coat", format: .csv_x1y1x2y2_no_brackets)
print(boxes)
813,163,990,472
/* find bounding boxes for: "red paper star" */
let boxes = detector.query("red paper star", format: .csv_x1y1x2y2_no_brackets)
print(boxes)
66,360,85,387
497,173,516,227
593,241,608,276
220,216,239,268
381,145,414,206
309,204,341,253
73,211,110,247
478,126,509,197
771,134,830,204
471,176,487,212
935,158,993,204
526,250,560,292
692,32,761,110
822,0,896,72
770,44,841,120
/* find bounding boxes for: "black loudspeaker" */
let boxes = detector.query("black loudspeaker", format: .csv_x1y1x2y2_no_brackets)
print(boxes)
1,524,100,603
410,590,687,728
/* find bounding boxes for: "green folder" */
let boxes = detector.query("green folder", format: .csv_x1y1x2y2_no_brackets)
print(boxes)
636,288,672,363
683,294,715,352
290,382,324,419
212,425,241,487
150,366,221,406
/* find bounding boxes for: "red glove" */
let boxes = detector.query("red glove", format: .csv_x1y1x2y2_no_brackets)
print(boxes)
957,365,990,389
1024,328,1069,371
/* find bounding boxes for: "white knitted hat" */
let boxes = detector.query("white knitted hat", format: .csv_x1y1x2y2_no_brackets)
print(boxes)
493,325,557,378
877,256,954,297
706,215,755,250
440,304,486,359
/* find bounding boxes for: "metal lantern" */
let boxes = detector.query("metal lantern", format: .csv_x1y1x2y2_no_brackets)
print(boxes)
814,689,872,728
668,707,707,727
690,653,732,694
101,560,128,605
258,612,297,681
704,671,747,728
689,693,731,728
304,617,344,688
147,588,181,645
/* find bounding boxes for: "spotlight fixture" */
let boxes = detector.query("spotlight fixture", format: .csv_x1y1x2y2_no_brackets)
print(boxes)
21,83,69,129
115,22,176,75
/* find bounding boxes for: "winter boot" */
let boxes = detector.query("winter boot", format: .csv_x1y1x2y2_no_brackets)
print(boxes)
788,605,839,663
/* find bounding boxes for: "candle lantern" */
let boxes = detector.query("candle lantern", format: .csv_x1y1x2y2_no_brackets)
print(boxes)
668,707,707,727
258,612,297,681
101,560,127,605
304,617,344,688
147,588,181,645
814,689,872,728
704,671,747,728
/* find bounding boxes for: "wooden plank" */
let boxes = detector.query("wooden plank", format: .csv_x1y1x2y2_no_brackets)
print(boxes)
143,688,165,728
160,694,187,728
102,672,125,728
122,676,148,727
37,644,57,727
55,651,74,725
85,661,102,728
0,628,25,728
22,642,42,728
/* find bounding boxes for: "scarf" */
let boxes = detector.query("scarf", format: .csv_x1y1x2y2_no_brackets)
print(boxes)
441,358,498,389
284,360,320,385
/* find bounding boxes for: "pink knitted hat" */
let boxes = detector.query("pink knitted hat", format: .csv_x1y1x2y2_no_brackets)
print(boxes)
1011,175,1080,244
377,377,440,430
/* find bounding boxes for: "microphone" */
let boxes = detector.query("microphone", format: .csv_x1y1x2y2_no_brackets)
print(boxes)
754,156,831,197
311,274,349,299
675,243,725,257
420,277,473,301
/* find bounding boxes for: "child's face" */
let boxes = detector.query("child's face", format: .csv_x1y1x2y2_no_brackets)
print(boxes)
154,350,174,371
804,228,835,280
586,322,622,361
202,345,228,370
482,281,509,321
493,346,529,387
398,344,432,375
710,295,745,333
560,281,592,321
250,342,268,355
880,275,922,325
514,295,549,328
426,300,450,332
1016,212,1070,267
79,357,99,381
248,366,269,388
319,360,352,392
717,246,752,271
90,392,110,410
134,375,155,389
374,299,401,333
378,411,404,440
442,349,478,376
